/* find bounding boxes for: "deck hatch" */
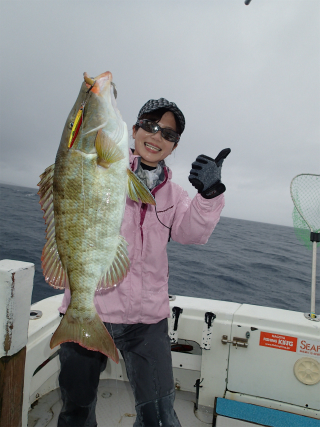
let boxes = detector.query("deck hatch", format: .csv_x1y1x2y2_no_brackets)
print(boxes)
214,398,319,426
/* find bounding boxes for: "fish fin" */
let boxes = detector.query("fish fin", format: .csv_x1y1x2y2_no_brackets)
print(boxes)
97,235,130,289
38,164,55,199
50,309,119,363
95,129,124,168
127,169,156,205
38,164,69,290
41,236,69,290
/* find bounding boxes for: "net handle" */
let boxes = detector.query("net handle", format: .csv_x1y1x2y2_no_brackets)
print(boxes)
311,241,317,316
290,173,315,233
290,173,320,319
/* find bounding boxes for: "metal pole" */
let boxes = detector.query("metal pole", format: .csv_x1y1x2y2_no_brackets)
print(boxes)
311,241,317,317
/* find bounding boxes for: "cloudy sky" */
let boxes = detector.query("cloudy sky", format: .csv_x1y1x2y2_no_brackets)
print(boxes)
0,0,319,226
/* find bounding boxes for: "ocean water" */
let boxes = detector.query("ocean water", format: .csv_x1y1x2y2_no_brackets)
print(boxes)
0,183,319,314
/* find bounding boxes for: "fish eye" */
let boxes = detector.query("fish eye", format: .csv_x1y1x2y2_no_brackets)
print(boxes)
69,122,74,129
111,82,117,99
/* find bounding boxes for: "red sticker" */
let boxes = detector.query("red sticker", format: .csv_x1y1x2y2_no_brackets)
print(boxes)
259,332,297,352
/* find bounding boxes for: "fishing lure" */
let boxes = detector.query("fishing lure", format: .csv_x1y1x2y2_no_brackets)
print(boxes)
68,104,84,149
68,78,97,149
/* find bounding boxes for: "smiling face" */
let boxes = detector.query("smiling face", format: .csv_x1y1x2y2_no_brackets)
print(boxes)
132,111,178,167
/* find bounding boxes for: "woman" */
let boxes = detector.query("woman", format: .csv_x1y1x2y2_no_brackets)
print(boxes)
58,98,229,427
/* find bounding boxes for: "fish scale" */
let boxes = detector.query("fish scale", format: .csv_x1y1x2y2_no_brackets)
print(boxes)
38,71,155,362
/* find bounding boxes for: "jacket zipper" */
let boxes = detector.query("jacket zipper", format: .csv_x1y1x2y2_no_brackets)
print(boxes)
139,168,169,250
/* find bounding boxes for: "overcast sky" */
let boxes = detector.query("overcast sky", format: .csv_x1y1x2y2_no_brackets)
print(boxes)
0,0,319,226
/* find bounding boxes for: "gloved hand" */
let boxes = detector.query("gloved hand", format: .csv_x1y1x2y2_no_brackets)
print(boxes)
188,148,231,199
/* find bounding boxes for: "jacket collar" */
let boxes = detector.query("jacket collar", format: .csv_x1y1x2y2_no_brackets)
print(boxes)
129,148,172,180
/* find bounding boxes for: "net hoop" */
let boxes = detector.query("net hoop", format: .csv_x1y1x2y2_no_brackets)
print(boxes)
290,173,320,233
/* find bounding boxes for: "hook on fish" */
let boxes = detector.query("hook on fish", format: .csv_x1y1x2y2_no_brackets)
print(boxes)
86,80,96,94
84,73,97,93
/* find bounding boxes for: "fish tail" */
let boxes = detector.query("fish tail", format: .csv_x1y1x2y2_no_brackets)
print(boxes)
50,309,119,363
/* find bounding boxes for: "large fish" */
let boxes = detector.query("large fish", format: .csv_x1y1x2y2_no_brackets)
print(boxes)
38,71,155,363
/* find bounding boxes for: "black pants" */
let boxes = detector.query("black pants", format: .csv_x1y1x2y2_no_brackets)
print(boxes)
58,319,181,427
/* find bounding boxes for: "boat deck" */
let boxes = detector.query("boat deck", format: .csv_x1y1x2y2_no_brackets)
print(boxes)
28,379,254,427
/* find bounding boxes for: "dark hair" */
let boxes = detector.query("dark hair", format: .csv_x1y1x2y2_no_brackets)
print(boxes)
134,107,182,143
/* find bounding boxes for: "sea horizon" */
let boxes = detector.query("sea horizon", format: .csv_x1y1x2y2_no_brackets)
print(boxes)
1,181,319,314
0,181,295,230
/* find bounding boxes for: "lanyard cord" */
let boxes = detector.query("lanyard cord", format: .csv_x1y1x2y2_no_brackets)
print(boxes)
154,206,173,242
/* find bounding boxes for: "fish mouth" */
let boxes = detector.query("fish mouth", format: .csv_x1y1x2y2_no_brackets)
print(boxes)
80,71,122,140
144,142,161,152
83,71,113,95
67,71,124,155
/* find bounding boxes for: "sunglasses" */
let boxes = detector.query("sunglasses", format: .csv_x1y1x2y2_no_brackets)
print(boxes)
136,119,180,144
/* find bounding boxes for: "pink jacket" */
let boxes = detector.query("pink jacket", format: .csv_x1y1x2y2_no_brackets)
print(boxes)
59,151,225,324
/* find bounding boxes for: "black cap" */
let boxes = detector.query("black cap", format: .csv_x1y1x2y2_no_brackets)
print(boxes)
137,98,185,134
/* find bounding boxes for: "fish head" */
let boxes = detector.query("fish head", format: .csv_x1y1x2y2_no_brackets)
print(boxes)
59,71,125,156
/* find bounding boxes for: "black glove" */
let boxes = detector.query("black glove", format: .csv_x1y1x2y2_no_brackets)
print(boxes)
188,148,231,199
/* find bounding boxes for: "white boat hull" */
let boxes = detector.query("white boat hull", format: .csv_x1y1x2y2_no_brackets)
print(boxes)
25,293,320,426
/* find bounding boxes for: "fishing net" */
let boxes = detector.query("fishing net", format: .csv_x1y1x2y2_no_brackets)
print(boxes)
290,174,320,250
